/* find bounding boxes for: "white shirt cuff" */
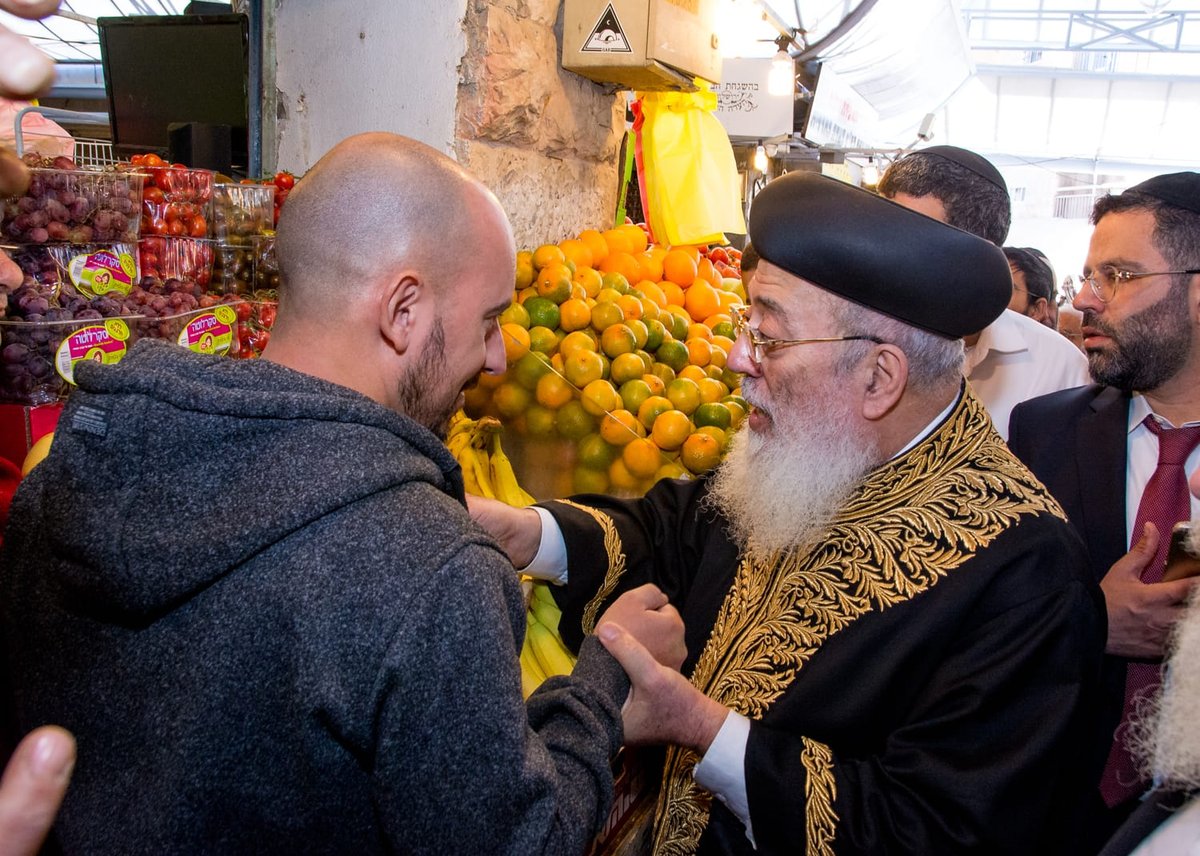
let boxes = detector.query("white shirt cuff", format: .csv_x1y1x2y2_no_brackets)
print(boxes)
519,506,569,585
693,711,755,848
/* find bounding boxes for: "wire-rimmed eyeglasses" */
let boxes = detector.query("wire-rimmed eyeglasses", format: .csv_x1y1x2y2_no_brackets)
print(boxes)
1079,264,1200,304
731,305,884,366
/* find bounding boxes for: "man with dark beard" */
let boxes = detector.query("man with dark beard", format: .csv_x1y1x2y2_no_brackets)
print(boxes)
1009,172,1200,854
473,172,1105,855
0,132,689,854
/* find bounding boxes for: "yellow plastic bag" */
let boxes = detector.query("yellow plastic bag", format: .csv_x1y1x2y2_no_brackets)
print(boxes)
634,87,745,246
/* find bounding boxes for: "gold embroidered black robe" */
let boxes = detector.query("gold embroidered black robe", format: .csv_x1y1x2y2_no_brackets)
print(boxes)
543,389,1107,855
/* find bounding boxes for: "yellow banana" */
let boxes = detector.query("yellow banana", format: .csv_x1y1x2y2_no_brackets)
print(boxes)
528,620,577,677
489,433,537,507
532,582,558,609
530,594,562,635
464,446,497,499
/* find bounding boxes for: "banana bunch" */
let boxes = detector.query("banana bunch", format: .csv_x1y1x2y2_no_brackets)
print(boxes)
446,411,536,506
445,412,573,697
520,581,578,698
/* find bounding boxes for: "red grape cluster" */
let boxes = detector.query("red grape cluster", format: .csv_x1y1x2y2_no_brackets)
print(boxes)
1,155,142,244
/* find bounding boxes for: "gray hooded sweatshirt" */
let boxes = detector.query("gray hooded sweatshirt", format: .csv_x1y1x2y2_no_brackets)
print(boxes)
0,339,628,854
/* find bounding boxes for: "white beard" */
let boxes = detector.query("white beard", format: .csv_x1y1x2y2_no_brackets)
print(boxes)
706,381,879,555
1134,590,1200,789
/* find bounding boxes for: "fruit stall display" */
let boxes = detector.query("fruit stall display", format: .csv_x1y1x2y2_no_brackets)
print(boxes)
463,222,745,500
1,154,288,405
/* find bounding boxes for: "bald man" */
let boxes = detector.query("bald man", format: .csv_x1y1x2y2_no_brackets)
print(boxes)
0,132,685,854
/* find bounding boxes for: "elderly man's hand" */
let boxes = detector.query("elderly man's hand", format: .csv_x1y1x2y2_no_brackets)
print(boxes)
597,622,727,753
1103,522,1198,659
596,583,686,670
0,726,75,856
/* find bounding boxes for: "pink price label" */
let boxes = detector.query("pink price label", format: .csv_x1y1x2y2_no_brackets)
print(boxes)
69,250,137,297
54,320,130,385
178,308,235,355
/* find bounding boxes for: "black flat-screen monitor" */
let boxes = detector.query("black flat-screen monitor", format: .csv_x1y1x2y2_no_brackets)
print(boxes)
98,14,249,166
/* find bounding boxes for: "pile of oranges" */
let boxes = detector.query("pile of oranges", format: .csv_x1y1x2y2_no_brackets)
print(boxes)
464,222,748,498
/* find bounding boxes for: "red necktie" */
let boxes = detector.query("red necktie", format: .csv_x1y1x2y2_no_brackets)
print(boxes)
1099,416,1200,807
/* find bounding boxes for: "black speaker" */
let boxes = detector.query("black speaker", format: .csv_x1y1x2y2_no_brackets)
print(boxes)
168,122,232,174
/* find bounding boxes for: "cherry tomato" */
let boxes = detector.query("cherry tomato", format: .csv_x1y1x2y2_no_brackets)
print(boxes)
167,220,185,237
709,248,729,265
258,303,277,328
235,302,253,322
143,186,165,206
130,154,146,166
273,171,295,191
143,153,165,168
187,216,207,238
240,178,258,185
150,217,167,235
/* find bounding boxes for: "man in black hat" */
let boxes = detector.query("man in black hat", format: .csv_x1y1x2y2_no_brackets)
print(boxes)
1009,172,1200,853
1005,246,1057,328
474,172,1105,855
879,146,1089,440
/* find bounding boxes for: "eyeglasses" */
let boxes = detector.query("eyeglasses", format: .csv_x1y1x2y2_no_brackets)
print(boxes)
1079,264,1200,303
731,305,883,366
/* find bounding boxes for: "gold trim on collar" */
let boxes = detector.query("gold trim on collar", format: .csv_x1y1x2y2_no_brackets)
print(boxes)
555,499,627,634
652,389,1064,854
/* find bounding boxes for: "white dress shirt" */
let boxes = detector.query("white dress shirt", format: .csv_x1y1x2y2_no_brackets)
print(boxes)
521,394,961,847
1124,395,1200,546
964,309,1090,440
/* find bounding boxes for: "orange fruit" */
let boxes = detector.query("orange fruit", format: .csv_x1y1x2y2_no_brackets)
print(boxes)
651,408,693,451
698,376,728,404
644,319,667,352
625,319,649,350
557,400,597,440
685,337,712,367
525,404,557,437
638,252,663,283
619,378,653,413
686,322,713,343
515,251,535,290
602,228,634,255
590,301,625,333
623,437,662,479
559,238,594,270
493,381,531,418
536,372,575,409
637,395,674,431
608,456,642,492
559,330,598,361
564,349,605,388
524,297,560,330
642,372,666,397
513,352,553,390
615,294,644,323
577,433,619,470
559,298,592,332
501,323,531,363
581,378,621,416
499,302,530,329
678,364,708,383
665,377,702,415
696,257,720,287
663,249,697,287
636,280,668,309
579,229,609,265
574,267,603,298
696,425,728,451
695,401,733,430
536,263,573,304
619,223,650,254
600,409,643,446
680,431,722,475
611,352,647,385
661,281,686,307
532,244,567,270
684,281,721,324
528,325,559,355
573,465,610,494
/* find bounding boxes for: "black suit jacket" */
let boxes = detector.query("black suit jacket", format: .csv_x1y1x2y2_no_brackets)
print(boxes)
1010,383,1135,854
1009,383,1132,583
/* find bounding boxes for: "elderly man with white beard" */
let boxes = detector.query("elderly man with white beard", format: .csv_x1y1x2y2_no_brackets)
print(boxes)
473,172,1107,855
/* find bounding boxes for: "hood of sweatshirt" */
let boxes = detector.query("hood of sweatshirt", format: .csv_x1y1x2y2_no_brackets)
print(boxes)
27,340,464,623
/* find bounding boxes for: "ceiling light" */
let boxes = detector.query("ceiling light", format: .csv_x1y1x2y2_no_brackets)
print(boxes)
753,144,769,172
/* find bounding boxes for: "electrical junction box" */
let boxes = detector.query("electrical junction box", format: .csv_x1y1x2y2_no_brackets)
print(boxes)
562,0,722,91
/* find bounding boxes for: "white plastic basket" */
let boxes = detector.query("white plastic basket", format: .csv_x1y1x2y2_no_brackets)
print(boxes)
72,137,117,168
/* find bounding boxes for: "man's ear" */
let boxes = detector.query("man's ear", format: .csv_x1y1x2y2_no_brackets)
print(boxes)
379,274,422,355
1029,297,1052,325
862,344,908,421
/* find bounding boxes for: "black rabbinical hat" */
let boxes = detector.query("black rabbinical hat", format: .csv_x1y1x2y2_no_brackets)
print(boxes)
748,172,1012,339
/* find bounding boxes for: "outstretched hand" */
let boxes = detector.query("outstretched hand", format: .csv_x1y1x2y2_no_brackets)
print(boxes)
0,726,75,856
466,495,543,570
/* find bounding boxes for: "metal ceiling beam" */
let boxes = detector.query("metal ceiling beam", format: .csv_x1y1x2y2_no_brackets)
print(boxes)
964,9,1199,51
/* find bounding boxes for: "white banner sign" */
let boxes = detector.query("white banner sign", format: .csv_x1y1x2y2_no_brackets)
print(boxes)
714,58,793,139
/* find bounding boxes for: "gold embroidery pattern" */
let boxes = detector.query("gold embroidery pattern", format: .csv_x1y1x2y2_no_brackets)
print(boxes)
652,390,1064,854
802,738,837,856
555,500,628,634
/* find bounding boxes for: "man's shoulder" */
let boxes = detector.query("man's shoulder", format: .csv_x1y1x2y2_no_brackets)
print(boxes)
1011,382,1119,422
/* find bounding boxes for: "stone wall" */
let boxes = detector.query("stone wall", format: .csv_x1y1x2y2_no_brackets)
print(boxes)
455,0,626,249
